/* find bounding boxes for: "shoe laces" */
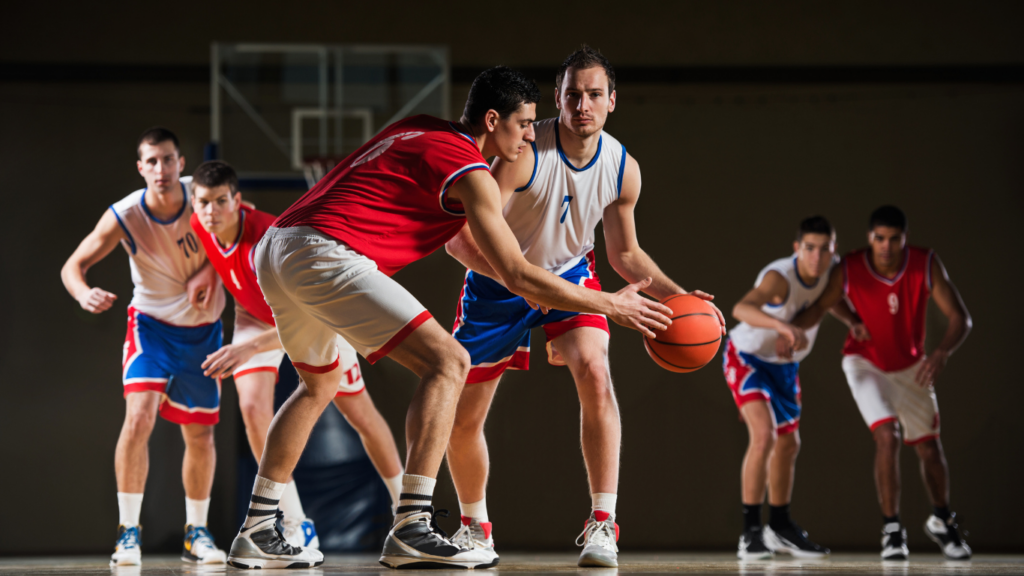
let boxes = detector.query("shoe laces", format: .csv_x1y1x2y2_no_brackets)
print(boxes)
577,518,617,551
429,508,451,539
451,523,476,549
187,526,217,551
116,526,141,550
944,514,965,546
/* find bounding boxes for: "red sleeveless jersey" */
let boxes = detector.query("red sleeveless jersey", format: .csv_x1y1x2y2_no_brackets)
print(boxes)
273,115,490,276
191,206,278,326
842,245,936,372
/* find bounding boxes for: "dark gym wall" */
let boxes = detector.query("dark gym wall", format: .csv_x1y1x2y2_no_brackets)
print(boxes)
2,1,1022,554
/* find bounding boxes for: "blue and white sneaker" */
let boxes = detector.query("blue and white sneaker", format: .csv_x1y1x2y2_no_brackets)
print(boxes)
283,517,320,550
110,525,142,566
182,524,227,564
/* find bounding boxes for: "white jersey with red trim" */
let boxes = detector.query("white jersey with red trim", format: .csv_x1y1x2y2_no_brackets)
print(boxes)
503,118,626,275
728,256,832,364
109,176,225,326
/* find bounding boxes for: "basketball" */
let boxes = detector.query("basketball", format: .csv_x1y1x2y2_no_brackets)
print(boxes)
644,294,722,373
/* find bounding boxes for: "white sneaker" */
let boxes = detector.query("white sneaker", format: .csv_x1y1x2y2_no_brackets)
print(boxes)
182,525,227,564
577,511,619,567
451,515,498,565
924,514,972,560
110,525,142,566
379,508,498,569
228,513,324,569
881,522,909,560
283,517,320,550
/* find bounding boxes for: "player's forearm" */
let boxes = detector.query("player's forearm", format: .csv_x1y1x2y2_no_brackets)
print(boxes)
506,264,615,316
791,304,829,329
60,259,92,301
445,237,499,280
252,328,284,354
935,311,972,356
732,302,788,332
610,249,683,301
827,300,861,329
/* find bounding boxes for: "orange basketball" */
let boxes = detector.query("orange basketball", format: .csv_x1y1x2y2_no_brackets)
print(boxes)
644,294,722,373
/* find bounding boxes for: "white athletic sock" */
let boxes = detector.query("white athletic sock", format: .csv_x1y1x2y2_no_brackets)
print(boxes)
185,497,210,527
279,480,306,522
242,476,286,531
591,493,617,517
459,497,489,522
117,492,144,527
395,474,436,523
384,473,403,515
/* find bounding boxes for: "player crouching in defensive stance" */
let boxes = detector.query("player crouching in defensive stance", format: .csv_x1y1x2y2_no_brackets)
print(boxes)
723,217,835,559
792,206,972,560
61,128,228,566
226,66,672,570
444,46,725,568
188,160,405,548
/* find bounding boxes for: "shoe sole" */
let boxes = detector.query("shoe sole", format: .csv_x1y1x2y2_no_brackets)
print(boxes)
227,557,325,569
578,554,618,568
379,555,499,570
109,560,140,567
763,529,829,559
181,555,227,564
737,551,773,561
924,526,971,560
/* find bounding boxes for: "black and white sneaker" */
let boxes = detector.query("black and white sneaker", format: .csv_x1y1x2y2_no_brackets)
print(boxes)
737,526,774,560
763,522,830,558
379,508,498,569
924,514,972,560
227,511,324,569
881,522,909,560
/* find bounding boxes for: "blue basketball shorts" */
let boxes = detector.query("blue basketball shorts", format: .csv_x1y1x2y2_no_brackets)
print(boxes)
451,252,610,384
722,338,801,434
122,306,223,425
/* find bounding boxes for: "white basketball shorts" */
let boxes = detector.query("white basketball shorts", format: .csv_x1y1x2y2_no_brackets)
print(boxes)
253,226,431,373
842,354,940,444
232,305,365,395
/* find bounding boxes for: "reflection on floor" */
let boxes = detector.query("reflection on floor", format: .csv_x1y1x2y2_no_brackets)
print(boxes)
1,552,1022,575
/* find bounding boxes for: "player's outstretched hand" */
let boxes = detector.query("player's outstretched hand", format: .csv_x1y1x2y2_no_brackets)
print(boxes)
609,278,673,338
915,349,948,388
202,343,258,379
78,287,117,313
187,261,219,311
686,290,727,335
775,337,795,360
850,322,871,342
778,323,809,352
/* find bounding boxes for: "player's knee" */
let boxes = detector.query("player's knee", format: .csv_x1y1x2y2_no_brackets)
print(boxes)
238,398,271,426
749,426,777,456
435,344,471,384
874,425,901,452
777,433,800,459
914,438,942,461
123,404,157,438
297,375,339,405
451,406,486,444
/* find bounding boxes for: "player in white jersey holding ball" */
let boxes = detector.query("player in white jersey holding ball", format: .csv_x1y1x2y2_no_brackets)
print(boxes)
61,128,228,566
723,217,835,560
445,46,725,567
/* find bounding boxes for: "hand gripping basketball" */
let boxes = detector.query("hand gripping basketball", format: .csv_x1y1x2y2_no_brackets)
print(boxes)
607,278,674,338
644,294,724,373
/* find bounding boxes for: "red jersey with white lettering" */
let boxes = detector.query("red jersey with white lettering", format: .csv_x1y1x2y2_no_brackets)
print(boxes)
190,206,278,326
842,246,936,372
273,115,490,276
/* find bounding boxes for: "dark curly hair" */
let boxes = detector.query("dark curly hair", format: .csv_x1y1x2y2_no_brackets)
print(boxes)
191,160,239,193
461,66,541,125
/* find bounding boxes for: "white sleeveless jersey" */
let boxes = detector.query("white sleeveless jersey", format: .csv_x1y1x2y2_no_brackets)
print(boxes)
109,176,225,326
728,256,832,364
502,118,626,275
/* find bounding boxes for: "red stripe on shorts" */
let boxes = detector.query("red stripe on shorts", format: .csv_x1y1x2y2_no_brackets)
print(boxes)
367,310,433,364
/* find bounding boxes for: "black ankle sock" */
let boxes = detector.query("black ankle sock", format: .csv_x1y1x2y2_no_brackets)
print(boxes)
743,504,762,532
933,506,951,521
769,504,791,530
883,514,901,526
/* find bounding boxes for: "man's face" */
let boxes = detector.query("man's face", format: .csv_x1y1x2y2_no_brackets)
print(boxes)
491,103,536,162
793,232,836,280
192,184,240,235
869,225,907,267
556,66,616,138
137,141,184,192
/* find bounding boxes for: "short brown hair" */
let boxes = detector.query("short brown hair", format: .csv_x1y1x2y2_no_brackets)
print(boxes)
136,126,179,159
191,160,239,193
556,45,616,92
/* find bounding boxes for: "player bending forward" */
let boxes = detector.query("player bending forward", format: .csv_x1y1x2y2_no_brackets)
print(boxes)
225,66,673,570
61,128,228,566
723,217,834,560
793,206,972,560
444,46,724,568
188,160,405,548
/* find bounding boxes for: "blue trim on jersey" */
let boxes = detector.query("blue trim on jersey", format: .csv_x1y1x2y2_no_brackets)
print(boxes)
141,182,187,225
616,144,627,198
439,164,489,216
792,257,819,289
448,121,478,145
555,125,602,172
515,142,539,192
109,206,137,254
215,209,245,257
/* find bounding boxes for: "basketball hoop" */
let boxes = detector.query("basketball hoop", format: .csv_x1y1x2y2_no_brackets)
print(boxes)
301,156,343,188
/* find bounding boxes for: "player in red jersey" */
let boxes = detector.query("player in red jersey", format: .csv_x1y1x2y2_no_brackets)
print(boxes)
226,67,673,570
188,161,404,549
792,206,972,561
